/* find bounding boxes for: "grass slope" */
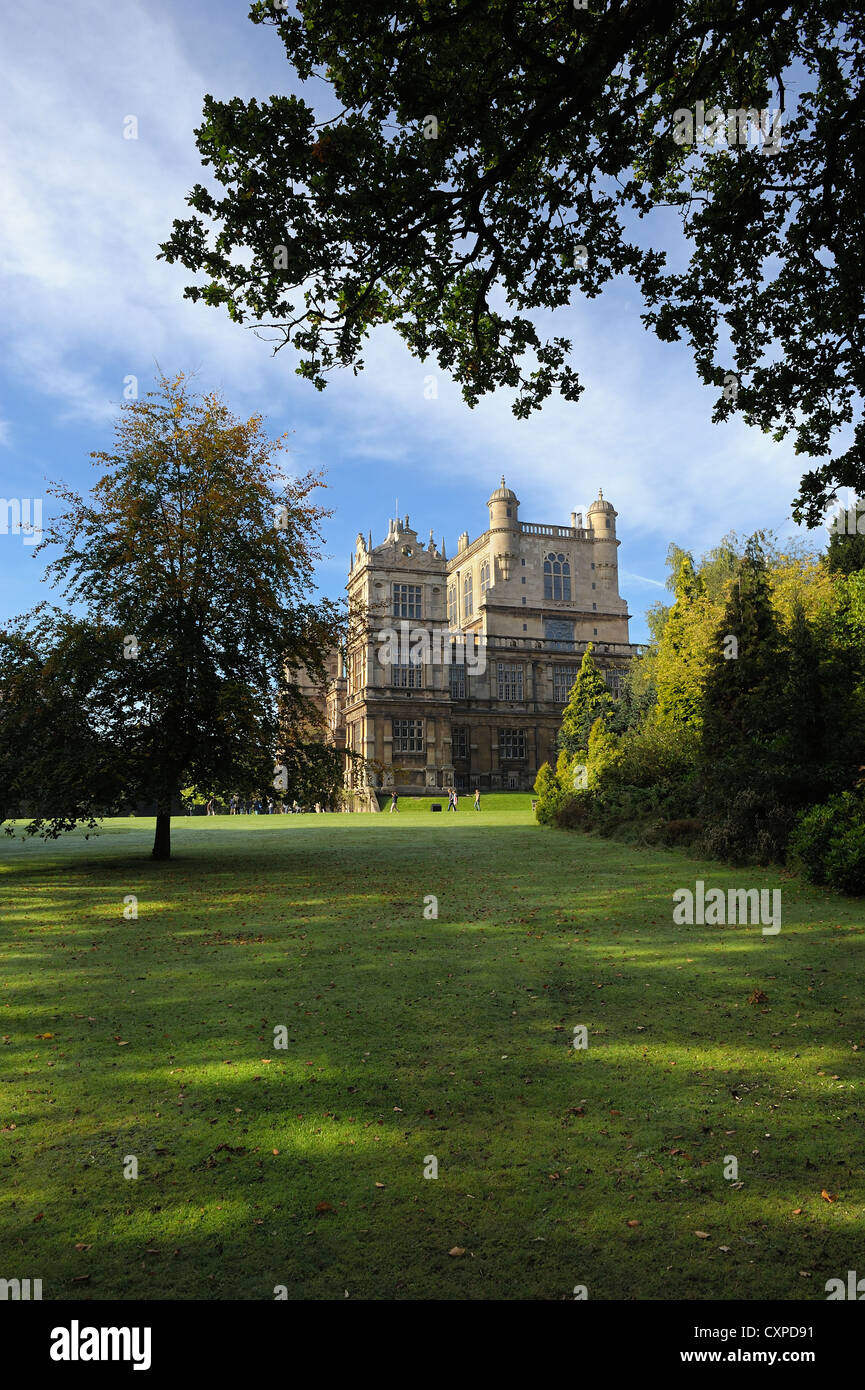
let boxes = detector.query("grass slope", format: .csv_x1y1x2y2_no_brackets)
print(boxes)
1,795,863,1301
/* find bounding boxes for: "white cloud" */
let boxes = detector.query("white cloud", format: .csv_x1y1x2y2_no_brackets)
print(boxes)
0,0,292,424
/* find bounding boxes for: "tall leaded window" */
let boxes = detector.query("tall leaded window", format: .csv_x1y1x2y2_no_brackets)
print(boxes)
543,552,572,601
497,662,523,701
480,559,491,594
448,584,457,626
452,726,469,760
553,665,579,702
392,719,424,753
347,649,365,693
463,571,473,617
393,583,422,618
499,728,526,760
605,669,625,699
449,663,466,699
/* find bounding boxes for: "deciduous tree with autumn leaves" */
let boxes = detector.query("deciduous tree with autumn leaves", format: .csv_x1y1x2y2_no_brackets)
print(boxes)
0,374,344,859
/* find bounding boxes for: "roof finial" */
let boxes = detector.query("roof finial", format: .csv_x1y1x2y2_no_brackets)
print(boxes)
598,487,604,499
501,474,506,487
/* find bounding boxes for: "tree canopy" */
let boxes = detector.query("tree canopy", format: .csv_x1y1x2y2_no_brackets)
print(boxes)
160,0,865,523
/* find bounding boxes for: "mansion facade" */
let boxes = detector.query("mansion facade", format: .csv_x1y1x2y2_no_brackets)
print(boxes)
319,480,637,797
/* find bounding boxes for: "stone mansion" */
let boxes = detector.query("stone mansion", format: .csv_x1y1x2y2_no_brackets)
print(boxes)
315,479,637,798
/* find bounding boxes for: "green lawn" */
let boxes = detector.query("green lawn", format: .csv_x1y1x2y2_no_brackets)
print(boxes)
1,795,863,1301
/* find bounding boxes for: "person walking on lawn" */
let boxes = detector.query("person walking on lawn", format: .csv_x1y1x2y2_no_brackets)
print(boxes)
390,790,399,814
474,788,481,810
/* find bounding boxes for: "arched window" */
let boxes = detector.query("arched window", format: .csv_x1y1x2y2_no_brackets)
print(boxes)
448,584,457,627
463,571,474,617
544,552,571,601
480,559,491,594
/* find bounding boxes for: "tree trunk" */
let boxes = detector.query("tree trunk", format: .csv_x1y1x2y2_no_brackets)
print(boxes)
152,804,172,860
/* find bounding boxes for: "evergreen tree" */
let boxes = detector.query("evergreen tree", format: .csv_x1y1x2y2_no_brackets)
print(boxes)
587,717,621,789
776,600,828,799
608,666,656,736
702,534,783,760
559,643,613,755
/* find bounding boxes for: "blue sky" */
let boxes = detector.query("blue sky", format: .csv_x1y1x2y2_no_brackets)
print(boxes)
0,0,830,643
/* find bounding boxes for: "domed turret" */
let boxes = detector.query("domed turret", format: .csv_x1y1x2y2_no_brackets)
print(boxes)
587,488,616,535
487,475,520,530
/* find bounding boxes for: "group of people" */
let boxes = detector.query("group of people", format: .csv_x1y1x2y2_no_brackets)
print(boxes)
388,788,482,812
450,788,482,811
197,797,327,815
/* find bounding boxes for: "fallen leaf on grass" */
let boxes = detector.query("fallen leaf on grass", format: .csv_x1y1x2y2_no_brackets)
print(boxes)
821,1190,838,1203
374,1182,386,1188
74,1243,91,1251
448,1247,465,1257
315,1201,333,1215
694,1230,710,1239
626,1219,641,1228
